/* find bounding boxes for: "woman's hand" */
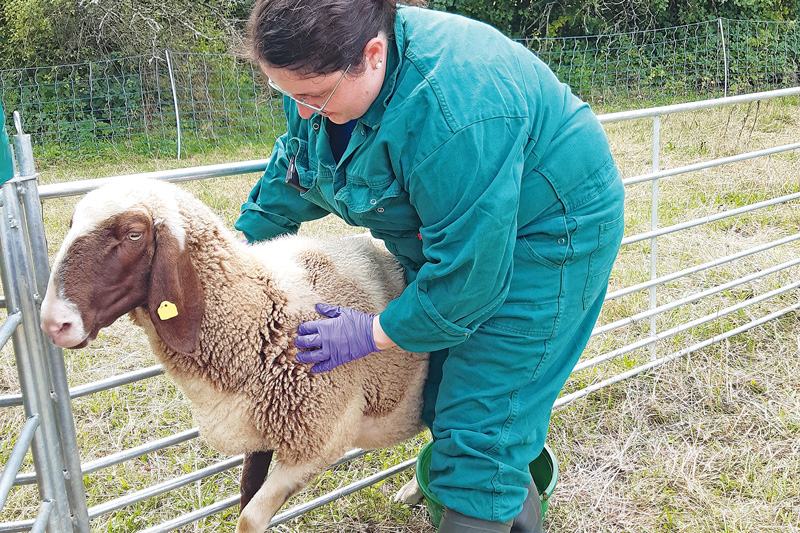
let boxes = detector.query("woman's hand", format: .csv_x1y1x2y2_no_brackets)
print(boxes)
295,303,381,373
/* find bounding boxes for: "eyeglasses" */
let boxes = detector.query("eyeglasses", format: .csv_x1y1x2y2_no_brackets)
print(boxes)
268,64,351,114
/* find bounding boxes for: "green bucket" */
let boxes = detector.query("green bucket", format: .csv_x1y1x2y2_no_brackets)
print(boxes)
415,441,558,529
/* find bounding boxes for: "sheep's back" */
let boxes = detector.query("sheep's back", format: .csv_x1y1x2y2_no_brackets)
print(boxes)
256,234,427,419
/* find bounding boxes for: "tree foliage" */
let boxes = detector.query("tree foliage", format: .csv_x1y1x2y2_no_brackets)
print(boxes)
1,0,798,68
0,0,252,69
428,0,800,38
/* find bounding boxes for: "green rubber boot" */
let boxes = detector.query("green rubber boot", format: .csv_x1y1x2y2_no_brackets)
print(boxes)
438,508,513,533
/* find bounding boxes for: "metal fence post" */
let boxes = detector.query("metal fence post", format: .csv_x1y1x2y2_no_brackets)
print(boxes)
165,50,182,160
718,18,729,97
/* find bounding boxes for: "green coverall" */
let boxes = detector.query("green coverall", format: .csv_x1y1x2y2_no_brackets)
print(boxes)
235,6,626,523
1,103,14,185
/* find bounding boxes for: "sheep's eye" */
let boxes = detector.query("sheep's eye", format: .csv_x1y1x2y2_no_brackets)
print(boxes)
128,232,143,241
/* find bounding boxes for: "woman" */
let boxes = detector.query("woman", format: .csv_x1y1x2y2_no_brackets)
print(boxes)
236,1,625,531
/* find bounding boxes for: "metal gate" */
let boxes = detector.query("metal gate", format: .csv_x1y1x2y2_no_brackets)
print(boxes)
0,110,89,532
1,86,798,531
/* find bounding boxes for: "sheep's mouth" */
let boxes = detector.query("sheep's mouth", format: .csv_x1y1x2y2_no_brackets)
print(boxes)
59,332,95,350
43,325,94,350
67,338,90,350
67,319,118,350
71,328,103,349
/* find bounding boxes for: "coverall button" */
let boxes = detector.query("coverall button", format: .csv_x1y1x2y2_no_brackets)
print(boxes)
558,238,565,244
312,122,320,131
370,199,377,205
377,207,384,213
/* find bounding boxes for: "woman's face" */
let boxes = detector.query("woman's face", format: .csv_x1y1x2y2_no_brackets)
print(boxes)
260,37,387,124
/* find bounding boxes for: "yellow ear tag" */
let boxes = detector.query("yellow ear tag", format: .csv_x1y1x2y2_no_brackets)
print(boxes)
157,301,179,321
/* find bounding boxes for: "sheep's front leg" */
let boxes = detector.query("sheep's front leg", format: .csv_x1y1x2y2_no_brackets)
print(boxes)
235,460,326,533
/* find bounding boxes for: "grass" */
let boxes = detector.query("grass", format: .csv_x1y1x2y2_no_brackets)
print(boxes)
1,95,799,532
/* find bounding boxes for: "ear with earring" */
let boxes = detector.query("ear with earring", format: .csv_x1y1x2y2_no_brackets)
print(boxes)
376,59,383,69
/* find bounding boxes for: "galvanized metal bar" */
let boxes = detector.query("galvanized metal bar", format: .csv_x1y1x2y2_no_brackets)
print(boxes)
579,280,800,373
558,303,800,408
0,415,39,510
0,311,22,352
598,86,800,123
68,364,164,400
0,393,23,409
87,456,243,518
28,500,53,533
621,141,800,187
118,447,370,531
333,448,369,466
36,159,270,199
0,519,34,533
15,164,91,532
80,428,200,475
17,179,51,294
606,233,800,301
592,256,800,337
649,115,660,361
13,428,202,487
621,190,800,246
269,457,417,527
42,339,91,533
6,362,167,490
138,494,240,533
9,471,34,489
10,115,35,180
13,366,274,486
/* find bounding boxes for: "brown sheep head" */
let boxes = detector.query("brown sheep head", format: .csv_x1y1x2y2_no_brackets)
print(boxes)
40,179,205,355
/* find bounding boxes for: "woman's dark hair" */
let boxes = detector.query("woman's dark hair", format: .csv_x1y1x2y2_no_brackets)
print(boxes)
247,0,426,75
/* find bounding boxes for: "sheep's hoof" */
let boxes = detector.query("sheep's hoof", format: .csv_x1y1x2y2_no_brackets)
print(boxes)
394,474,424,505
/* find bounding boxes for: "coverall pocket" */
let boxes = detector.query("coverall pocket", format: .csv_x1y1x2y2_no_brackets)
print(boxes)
582,213,625,309
482,223,568,338
516,216,570,271
335,174,401,213
335,173,422,237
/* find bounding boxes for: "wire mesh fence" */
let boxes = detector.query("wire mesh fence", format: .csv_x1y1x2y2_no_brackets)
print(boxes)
0,53,284,161
1,18,798,161
522,20,729,104
168,52,284,155
522,18,800,105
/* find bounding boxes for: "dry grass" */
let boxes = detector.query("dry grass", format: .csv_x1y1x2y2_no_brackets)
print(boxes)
1,95,799,532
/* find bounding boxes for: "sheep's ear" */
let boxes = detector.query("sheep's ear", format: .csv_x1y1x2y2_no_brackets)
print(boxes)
147,223,205,354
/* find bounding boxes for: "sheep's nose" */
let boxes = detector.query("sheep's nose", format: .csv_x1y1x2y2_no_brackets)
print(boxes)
41,315,72,342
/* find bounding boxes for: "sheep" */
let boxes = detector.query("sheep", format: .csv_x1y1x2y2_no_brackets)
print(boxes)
39,178,428,532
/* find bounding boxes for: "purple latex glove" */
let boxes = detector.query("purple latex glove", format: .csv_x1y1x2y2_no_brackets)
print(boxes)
295,303,380,373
